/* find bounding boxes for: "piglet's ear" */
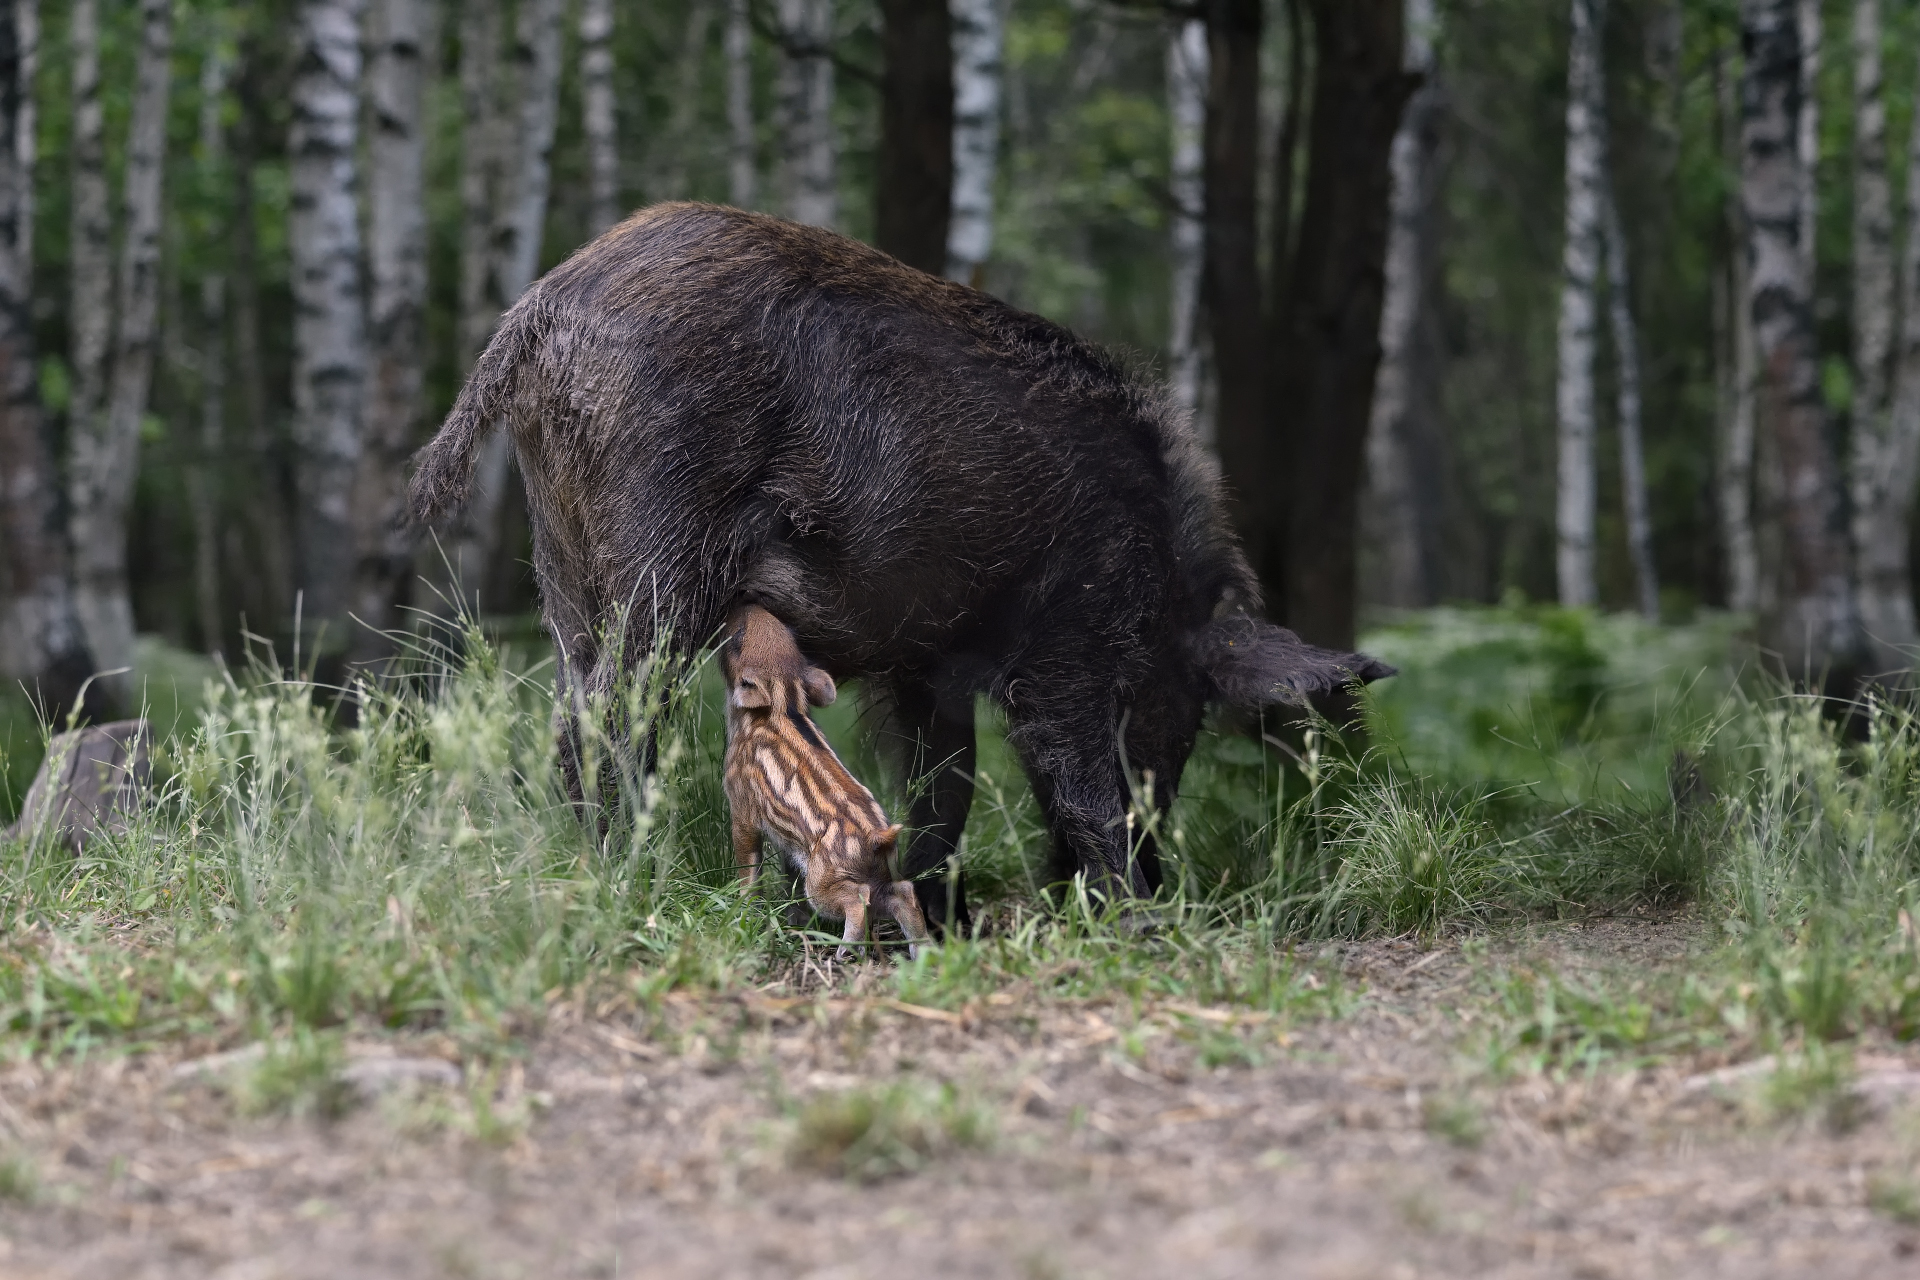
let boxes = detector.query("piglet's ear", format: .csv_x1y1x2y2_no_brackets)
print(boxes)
1189,613,1396,708
801,666,837,707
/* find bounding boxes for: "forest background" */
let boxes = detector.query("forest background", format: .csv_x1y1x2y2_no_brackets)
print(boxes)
0,0,1915,759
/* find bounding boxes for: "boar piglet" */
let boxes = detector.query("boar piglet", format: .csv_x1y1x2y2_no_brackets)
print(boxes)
721,604,931,960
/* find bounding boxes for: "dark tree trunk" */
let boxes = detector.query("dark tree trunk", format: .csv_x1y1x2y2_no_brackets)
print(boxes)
875,0,952,275
1273,0,1416,652
1202,0,1269,605
0,0,100,720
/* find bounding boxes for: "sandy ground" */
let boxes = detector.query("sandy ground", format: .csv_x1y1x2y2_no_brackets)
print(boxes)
2,915,1916,1279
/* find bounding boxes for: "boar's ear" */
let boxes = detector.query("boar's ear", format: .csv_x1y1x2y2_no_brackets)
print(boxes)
1189,614,1397,707
801,665,837,708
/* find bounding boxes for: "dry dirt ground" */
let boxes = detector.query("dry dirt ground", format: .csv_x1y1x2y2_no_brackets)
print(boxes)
2,916,1917,1279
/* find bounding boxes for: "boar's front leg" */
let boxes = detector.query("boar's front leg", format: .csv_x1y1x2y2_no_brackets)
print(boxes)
1007,697,1150,903
890,679,977,937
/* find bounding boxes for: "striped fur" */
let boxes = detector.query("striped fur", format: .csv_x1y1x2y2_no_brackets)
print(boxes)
722,605,931,959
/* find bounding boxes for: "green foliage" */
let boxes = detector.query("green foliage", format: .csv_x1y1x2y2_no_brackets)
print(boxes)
238,1029,353,1120
786,1079,994,1181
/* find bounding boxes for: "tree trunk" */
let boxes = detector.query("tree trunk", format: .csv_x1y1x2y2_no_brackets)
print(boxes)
875,0,950,273
1796,0,1820,275
187,42,228,655
352,0,430,668
1165,18,1207,434
1601,180,1658,619
1272,0,1413,652
580,0,617,234
776,0,836,228
0,0,98,719
1741,0,1857,679
1870,16,1920,683
1846,0,1912,678
288,0,369,658
441,0,561,614
1362,0,1442,610
726,0,755,208
1555,0,1604,610
945,0,1000,285
654,0,711,201
1202,0,1267,604
1713,36,1761,614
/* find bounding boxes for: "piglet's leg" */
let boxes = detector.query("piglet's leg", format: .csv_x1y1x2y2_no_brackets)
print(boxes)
835,884,872,962
885,880,933,961
731,811,763,889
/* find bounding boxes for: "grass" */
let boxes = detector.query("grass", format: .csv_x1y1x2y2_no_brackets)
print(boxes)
786,1079,996,1181
1,602,1920,1114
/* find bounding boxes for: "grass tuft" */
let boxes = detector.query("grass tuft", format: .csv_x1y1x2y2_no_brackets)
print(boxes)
787,1079,995,1181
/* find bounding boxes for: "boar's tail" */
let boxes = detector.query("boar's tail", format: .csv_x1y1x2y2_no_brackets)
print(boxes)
406,299,538,525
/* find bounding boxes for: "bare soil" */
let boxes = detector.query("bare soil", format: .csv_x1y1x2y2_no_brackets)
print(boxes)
3,915,1916,1279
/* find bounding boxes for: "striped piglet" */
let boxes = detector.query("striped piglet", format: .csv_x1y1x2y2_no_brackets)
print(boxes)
721,605,932,959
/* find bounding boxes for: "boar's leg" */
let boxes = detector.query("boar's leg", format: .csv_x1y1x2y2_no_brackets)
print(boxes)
1009,702,1151,903
891,679,977,937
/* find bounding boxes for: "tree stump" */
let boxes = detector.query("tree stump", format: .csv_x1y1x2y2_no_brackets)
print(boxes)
4,720,153,852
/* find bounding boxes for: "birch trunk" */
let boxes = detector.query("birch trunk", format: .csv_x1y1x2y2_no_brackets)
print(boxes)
443,0,562,611
187,42,227,654
1741,0,1857,678
1165,18,1207,432
1555,0,1604,609
657,1,712,201
1869,18,1920,681
1846,0,1912,677
946,0,1001,284
288,0,369,651
63,0,113,666
1363,0,1441,609
352,0,431,666
1714,39,1761,613
12,0,27,272
726,0,755,207
776,0,836,228
580,0,617,234
0,0,97,717
1601,182,1658,619
1796,0,1820,275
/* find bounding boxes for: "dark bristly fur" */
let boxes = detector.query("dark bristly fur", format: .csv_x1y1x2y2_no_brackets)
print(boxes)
408,202,1394,924
721,605,930,959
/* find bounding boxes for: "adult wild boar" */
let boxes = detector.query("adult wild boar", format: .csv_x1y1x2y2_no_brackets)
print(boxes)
409,202,1392,929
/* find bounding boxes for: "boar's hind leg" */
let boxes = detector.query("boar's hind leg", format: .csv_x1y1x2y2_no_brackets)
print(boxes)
891,680,977,938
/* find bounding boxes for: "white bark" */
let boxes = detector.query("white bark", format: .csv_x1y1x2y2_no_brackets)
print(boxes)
1601,183,1658,619
776,0,836,228
946,0,1002,284
657,0,712,201
1555,0,1605,609
69,0,172,682
1165,18,1206,432
63,0,111,664
12,0,28,272
1715,41,1761,614
580,0,617,234
727,0,756,208
354,0,431,661
1869,10,1920,678
289,0,369,640
1797,0,1821,277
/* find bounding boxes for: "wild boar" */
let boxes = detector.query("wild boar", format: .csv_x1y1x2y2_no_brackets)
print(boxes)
721,604,931,959
409,201,1392,931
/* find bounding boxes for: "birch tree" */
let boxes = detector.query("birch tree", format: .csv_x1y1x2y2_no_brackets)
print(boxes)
352,0,431,665
1165,18,1206,432
1363,0,1442,609
288,0,370,650
187,40,227,654
946,0,1001,285
1554,0,1604,609
1796,0,1820,274
1714,41,1761,614
1867,4,1920,680
1601,184,1658,619
777,0,836,228
63,0,112,662
726,0,755,207
64,0,171,683
0,0,97,718
580,0,617,234
443,0,562,608
1741,0,1856,678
